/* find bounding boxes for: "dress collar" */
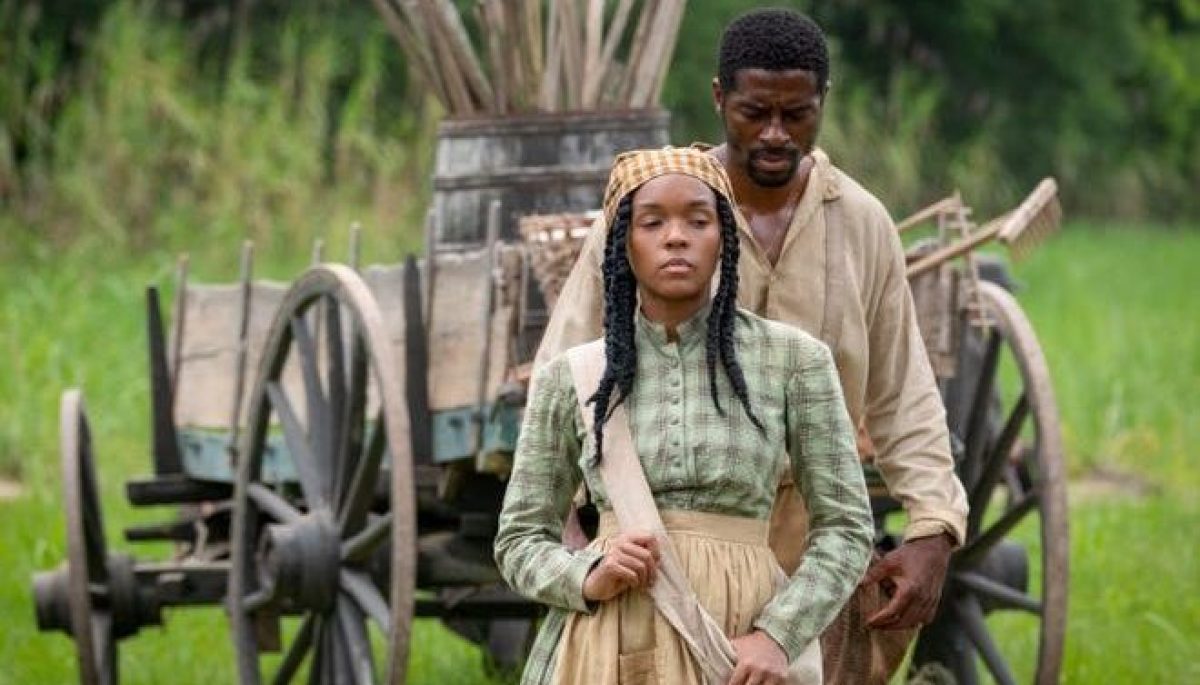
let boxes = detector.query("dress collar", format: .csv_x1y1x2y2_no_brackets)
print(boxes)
635,303,711,354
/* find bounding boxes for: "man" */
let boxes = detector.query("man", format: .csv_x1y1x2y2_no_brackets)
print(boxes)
534,8,968,684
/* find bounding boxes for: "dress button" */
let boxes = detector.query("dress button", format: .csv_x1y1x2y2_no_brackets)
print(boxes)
670,396,680,404
670,417,680,426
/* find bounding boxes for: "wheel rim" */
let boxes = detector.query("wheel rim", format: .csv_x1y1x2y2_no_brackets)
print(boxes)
914,281,1069,685
60,389,118,685
228,265,416,684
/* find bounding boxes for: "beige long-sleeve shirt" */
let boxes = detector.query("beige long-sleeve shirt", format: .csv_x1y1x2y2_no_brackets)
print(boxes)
533,148,967,545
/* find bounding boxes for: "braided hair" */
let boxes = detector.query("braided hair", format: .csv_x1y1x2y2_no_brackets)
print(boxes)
588,191,765,463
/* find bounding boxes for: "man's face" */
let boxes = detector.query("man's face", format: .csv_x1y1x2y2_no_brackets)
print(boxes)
714,68,825,188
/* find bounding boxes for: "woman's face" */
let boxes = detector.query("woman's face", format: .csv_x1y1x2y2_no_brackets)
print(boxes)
626,173,722,310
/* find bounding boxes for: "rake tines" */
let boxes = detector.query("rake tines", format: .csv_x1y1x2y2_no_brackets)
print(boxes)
998,178,1061,261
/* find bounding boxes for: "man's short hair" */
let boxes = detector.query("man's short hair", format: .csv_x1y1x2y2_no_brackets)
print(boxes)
717,8,830,92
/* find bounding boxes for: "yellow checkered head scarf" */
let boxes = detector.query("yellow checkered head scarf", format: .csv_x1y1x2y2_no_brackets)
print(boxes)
602,147,737,226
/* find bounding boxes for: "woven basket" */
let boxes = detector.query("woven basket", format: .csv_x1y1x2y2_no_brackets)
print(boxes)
518,211,599,309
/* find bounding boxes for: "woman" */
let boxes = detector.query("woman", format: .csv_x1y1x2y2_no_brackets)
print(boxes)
495,147,872,685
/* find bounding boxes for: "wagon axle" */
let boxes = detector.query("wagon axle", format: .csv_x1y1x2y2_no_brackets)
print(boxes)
33,554,162,639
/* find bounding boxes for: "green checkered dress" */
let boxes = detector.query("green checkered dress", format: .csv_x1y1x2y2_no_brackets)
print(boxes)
495,307,873,683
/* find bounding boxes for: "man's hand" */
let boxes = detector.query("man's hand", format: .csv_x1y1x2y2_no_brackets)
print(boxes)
581,532,660,602
862,532,954,630
729,630,789,685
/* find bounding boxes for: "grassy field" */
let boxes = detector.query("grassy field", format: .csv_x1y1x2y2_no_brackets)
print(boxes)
0,223,1197,683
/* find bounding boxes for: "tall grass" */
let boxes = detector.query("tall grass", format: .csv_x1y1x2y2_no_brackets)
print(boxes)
2,0,434,261
819,71,1024,220
1011,224,1200,490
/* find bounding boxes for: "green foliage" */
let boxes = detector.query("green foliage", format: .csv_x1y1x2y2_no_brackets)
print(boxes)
1011,225,1200,484
4,0,1200,230
661,0,1200,220
2,0,434,259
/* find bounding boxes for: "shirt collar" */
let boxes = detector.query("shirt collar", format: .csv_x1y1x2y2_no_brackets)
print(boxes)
812,148,842,201
635,303,711,353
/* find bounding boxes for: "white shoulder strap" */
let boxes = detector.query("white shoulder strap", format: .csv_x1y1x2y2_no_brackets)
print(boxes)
566,341,737,685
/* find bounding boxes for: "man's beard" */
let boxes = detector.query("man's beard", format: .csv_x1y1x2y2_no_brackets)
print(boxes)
747,148,801,188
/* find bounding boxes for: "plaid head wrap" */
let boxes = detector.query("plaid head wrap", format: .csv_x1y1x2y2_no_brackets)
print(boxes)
602,147,737,226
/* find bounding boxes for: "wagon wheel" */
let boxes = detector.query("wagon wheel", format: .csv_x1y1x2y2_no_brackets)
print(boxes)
913,281,1069,685
228,265,416,684
59,389,117,685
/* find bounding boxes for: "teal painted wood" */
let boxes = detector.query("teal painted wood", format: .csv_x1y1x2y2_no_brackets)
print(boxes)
176,403,523,482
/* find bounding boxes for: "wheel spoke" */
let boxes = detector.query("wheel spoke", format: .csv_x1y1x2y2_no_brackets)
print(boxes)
291,315,333,503
968,393,1029,537
325,299,346,445
955,570,1042,614
336,596,375,684
325,300,348,509
248,483,303,524
272,614,315,685
334,337,368,516
243,587,275,614
268,382,327,509
957,493,1038,569
80,444,108,581
329,608,352,684
338,409,385,534
963,330,1002,474
956,595,1018,685
342,513,392,564
306,616,326,685
92,611,114,684
340,569,391,634
1004,465,1027,504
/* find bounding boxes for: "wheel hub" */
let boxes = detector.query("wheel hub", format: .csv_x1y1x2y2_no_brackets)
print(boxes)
257,511,341,612
31,553,160,638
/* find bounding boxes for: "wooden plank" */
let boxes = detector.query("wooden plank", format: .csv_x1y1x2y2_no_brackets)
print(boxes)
423,249,516,411
173,281,292,429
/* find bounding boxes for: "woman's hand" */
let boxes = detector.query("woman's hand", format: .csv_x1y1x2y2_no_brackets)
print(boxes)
729,630,789,685
581,532,660,602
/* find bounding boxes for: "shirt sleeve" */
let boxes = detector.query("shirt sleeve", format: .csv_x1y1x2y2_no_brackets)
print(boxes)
531,214,608,375
494,358,603,613
754,341,874,662
864,216,969,545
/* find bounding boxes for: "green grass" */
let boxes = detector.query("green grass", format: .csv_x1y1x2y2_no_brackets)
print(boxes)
1013,225,1200,489
1,224,1197,683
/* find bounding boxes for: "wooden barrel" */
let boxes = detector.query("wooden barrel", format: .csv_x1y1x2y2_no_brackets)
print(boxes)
432,109,671,247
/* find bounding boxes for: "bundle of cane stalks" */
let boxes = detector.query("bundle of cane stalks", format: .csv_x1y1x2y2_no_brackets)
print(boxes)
369,0,687,116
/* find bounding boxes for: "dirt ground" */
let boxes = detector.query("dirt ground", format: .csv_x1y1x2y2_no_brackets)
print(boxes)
0,478,23,501
1068,465,1159,503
